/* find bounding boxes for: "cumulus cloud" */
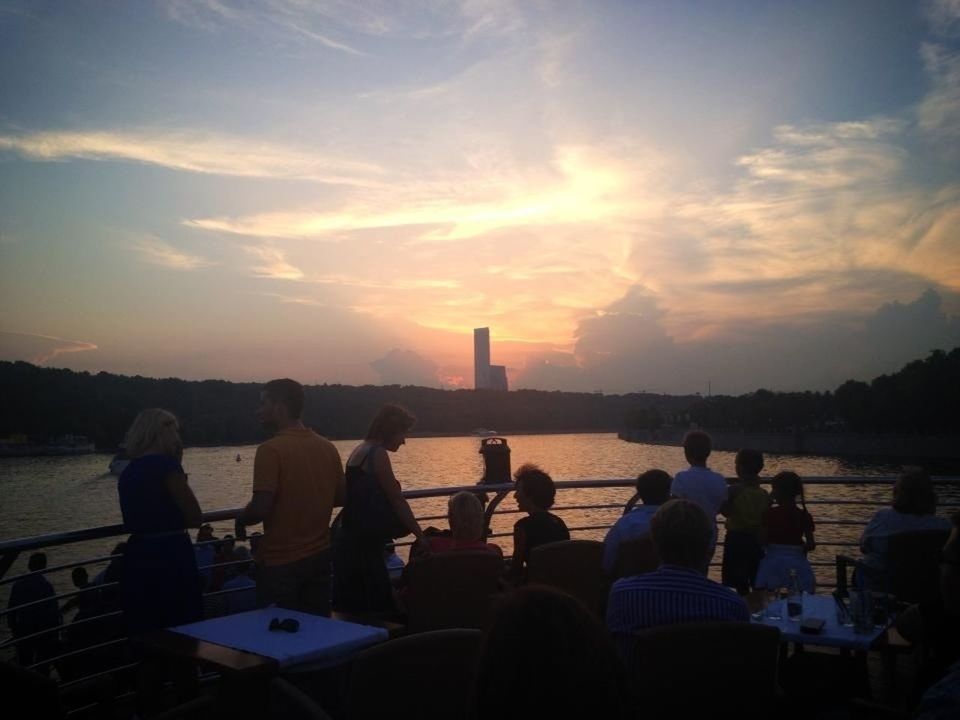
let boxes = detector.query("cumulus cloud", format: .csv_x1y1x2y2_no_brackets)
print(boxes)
514,286,960,395
370,348,441,387
0,331,98,365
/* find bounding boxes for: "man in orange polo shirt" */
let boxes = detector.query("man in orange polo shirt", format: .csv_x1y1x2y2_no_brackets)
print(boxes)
236,378,345,615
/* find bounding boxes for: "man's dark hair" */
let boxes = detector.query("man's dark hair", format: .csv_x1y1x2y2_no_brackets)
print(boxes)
650,499,712,570
514,463,557,509
735,448,764,476
893,467,937,516
636,469,672,505
28,552,47,572
263,378,305,419
71,567,89,587
683,431,712,464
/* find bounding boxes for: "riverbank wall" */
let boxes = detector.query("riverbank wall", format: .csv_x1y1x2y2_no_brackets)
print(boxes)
618,428,960,460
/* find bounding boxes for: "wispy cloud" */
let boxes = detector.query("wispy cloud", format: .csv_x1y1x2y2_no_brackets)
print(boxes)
926,0,960,37
0,130,385,186
134,236,214,270
164,0,365,55
736,121,906,190
0,331,98,365
245,245,304,280
918,43,960,153
164,0,535,51
183,144,643,241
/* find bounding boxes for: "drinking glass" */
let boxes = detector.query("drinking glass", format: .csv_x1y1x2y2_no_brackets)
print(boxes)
764,588,783,620
850,590,874,634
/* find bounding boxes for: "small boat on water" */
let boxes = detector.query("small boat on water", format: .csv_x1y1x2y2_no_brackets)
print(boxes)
471,428,499,437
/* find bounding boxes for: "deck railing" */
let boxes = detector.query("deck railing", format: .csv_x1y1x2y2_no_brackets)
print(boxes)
1,475,958,713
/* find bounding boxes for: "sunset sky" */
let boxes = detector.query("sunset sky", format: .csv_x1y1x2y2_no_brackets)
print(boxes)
1,1,959,394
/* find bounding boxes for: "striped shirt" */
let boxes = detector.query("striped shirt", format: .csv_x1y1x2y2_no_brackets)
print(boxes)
606,565,750,645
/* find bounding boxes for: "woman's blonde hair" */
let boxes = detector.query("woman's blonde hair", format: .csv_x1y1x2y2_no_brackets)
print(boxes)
125,408,182,460
448,491,485,542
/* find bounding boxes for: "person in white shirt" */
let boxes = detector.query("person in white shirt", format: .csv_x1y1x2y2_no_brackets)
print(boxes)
860,468,951,572
670,431,728,563
602,469,672,574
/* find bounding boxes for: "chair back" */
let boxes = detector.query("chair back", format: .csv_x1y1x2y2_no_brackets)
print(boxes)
527,540,607,617
610,534,659,581
0,660,66,719
404,551,504,632
887,529,950,605
347,629,483,720
628,622,780,716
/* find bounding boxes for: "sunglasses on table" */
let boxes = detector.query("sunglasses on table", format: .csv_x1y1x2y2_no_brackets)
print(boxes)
268,617,300,633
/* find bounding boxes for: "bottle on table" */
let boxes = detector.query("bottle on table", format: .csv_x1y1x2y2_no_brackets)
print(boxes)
787,568,803,621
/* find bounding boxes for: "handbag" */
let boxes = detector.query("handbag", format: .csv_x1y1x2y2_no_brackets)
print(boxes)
344,447,410,540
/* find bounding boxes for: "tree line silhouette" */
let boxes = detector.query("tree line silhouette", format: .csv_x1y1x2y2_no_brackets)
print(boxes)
1,347,956,450
0,361,692,449
681,348,960,434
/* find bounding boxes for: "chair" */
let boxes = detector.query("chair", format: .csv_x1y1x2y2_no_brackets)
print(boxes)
527,540,608,618
1,658,120,719
836,529,950,606
268,678,334,720
403,551,504,632
610,533,659,581
627,622,781,717
346,629,483,720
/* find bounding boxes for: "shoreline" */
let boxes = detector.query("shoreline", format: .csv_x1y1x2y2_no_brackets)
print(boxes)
619,428,960,464
0,428,620,457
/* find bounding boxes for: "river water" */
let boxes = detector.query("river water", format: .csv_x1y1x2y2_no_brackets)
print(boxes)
1,432,915,560
0,432,906,541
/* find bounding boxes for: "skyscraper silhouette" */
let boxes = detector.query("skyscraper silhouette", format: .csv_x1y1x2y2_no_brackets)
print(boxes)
474,327,490,389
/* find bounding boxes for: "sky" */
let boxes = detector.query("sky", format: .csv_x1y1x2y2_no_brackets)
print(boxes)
1,0,959,395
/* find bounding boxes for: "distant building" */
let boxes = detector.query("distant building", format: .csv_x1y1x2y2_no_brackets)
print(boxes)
489,365,508,391
473,328,508,391
474,328,490,389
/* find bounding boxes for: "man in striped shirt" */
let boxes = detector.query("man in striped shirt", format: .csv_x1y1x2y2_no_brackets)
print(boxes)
606,499,749,654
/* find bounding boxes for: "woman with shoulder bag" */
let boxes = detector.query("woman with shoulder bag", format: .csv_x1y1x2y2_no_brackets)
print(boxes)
333,404,430,612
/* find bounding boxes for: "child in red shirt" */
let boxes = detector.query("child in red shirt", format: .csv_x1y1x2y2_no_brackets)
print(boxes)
754,471,816,593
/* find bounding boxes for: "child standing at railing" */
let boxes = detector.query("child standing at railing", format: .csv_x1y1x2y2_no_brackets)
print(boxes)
720,449,771,595
754,471,816,593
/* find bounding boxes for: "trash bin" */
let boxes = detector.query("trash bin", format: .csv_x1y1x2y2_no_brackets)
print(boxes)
479,437,511,485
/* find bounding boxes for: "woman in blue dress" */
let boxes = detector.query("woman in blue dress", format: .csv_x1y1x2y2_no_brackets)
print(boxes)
117,408,203,634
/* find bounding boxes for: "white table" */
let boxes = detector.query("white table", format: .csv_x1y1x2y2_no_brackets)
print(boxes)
752,595,888,651
171,608,389,669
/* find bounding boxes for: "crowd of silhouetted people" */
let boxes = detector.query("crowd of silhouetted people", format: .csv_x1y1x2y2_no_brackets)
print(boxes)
4,380,960,718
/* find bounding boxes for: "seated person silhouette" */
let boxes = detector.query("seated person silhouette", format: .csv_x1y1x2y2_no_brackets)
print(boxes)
474,586,630,719
414,491,503,558
607,499,749,658
602,469,672,574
